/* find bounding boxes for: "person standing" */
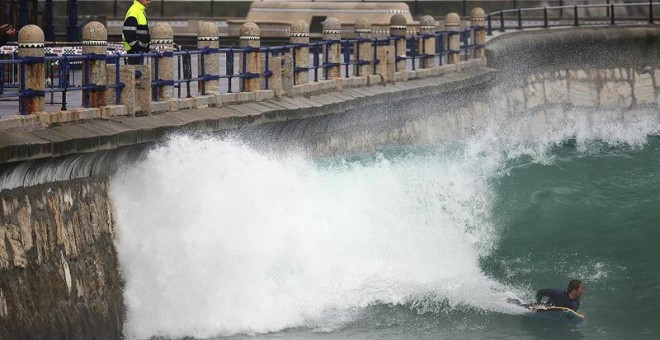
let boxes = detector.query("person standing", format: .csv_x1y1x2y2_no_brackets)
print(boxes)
0,23,17,47
122,0,151,65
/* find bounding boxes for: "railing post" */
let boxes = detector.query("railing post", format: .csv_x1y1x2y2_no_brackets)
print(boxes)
574,5,579,26
82,21,107,109
290,20,310,85
470,8,486,59
499,11,505,32
18,25,45,115
354,18,373,76
487,14,493,36
239,22,261,92
544,7,549,28
419,15,436,68
197,21,220,94
517,8,522,30
322,17,341,80
611,4,616,25
446,12,461,65
389,13,407,73
650,0,654,24
151,22,174,101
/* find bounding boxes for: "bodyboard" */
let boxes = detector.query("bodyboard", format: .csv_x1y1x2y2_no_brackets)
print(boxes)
505,297,584,325
531,306,584,325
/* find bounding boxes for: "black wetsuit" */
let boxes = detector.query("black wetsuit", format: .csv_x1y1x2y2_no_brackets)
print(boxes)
536,288,580,311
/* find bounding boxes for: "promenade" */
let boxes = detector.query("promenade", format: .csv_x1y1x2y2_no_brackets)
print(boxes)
0,62,490,165
0,9,490,165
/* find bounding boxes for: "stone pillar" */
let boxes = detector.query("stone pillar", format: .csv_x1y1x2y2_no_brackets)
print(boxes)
389,14,407,72
197,21,220,93
471,8,486,59
446,13,461,65
268,56,283,97
354,18,373,77
281,54,293,95
290,20,309,85
151,22,174,100
322,17,341,80
239,22,261,93
134,64,152,116
376,45,395,83
106,64,136,116
17,25,45,114
419,15,436,69
81,21,107,108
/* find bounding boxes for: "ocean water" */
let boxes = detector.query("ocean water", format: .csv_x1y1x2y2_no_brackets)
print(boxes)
109,107,660,339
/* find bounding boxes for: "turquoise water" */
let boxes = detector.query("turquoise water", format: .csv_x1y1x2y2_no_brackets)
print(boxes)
111,112,660,339
483,138,660,339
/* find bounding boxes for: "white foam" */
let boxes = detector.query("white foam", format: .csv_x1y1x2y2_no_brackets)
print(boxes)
110,135,513,339
109,103,660,339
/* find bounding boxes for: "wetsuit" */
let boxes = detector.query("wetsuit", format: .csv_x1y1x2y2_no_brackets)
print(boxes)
536,288,580,311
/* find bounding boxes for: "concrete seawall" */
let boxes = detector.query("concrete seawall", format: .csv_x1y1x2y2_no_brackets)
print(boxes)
0,26,659,338
0,61,490,165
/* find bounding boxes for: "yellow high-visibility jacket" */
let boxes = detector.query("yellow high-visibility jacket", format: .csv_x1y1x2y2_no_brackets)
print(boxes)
122,1,150,53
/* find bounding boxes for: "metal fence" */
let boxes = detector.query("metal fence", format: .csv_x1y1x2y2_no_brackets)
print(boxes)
0,27,479,115
487,1,658,34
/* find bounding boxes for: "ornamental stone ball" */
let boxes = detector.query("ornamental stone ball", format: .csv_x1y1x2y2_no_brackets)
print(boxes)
471,7,486,22
240,22,260,37
322,17,341,32
390,13,407,27
82,21,107,42
355,18,371,31
445,12,461,28
18,24,44,45
291,20,309,34
152,22,174,40
419,15,436,28
198,21,219,37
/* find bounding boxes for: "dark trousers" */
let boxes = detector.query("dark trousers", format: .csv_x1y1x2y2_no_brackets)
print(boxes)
125,49,144,65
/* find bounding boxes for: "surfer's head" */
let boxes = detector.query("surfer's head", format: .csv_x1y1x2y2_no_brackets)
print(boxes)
567,279,584,299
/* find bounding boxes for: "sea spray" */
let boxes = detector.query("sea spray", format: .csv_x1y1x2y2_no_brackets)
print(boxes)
110,136,515,339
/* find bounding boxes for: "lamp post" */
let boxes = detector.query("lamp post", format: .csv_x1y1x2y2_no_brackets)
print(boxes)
67,0,79,41
19,0,29,28
45,0,54,41
0,0,6,23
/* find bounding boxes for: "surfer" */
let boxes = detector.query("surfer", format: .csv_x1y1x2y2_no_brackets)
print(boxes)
535,279,584,311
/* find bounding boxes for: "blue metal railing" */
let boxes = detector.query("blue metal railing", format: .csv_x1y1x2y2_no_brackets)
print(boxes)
487,1,658,35
1,27,481,116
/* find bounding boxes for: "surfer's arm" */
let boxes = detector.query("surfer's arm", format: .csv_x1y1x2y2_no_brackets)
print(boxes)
535,289,553,304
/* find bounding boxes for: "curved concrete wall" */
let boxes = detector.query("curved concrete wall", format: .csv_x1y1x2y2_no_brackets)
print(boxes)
486,26,660,73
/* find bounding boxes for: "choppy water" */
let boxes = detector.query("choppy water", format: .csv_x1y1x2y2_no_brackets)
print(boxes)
109,101,660,339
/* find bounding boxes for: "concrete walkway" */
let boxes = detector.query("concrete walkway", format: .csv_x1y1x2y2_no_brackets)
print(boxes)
0,66,494,164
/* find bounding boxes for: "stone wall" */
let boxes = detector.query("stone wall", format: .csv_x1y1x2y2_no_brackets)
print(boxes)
0,178,122,339
494,67,660,114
